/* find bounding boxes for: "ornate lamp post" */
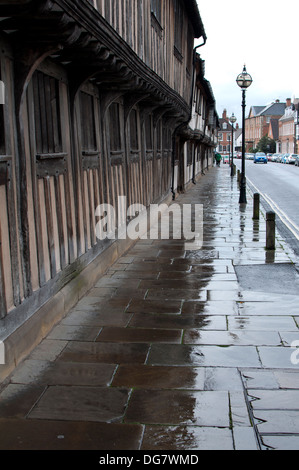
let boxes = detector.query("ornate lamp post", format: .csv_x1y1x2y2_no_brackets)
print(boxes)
229,113,237,176
236,65,252,204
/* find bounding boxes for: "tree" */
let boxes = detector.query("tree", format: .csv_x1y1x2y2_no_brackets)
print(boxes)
256,135,276,153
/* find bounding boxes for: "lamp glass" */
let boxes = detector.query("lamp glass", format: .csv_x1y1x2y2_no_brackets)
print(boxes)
236,65,252,89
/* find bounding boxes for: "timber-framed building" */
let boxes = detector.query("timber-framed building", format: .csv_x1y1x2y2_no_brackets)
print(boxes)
0,0,219,379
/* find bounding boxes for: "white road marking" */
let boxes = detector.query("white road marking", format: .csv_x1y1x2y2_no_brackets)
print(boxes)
246,176,299,241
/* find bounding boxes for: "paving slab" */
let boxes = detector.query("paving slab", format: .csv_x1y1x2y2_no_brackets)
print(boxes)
228,315,298,331
258,346,299,369
96,326,182,344
124,389,230,426
235,263,299,295
10,360,116,386
111,365,206,390
141,426,234,450
0,419,143,450
129,313,227,330
261,435,299,451
57,341,150,364
147,344,261,367
183,329,281,346
28,386,130,422
248,389,299,410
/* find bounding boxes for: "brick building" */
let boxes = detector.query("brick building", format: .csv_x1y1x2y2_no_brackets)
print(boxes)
218,109,234,156
245,100,286,151
278,99,299,154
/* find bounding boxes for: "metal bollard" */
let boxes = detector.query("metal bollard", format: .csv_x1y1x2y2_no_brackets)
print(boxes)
266,211,276,250
253,193,260,220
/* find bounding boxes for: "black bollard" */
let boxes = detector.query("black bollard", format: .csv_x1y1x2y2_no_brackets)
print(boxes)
266,211,276,250
253,193,260,220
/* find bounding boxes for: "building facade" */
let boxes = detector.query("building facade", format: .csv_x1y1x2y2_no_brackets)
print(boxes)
218,109,234,156
277,99,299,154
245,100,286,151
184,55,219,185
0,0,218,380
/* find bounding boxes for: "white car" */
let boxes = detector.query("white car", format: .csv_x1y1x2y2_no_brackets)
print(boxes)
286,154,298,164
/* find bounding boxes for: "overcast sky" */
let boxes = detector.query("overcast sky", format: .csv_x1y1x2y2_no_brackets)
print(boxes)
196,0,299,125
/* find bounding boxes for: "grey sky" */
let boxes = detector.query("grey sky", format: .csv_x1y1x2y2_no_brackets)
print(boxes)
196,0,299,125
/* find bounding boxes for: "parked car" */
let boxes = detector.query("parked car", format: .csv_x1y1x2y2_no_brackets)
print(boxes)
245,153,254,160
271,153,281,162
275,154,284,162
254,152,267,164
267,153,273,161
286,154,298,164
295,156,299,166
281,153,290,163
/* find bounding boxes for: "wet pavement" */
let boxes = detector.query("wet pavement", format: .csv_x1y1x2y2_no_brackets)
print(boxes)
1,165,299,451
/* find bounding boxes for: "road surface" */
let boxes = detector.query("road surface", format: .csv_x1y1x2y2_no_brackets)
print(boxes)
234,159,299,256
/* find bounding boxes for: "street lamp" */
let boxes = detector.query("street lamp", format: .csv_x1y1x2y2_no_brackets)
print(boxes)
229,113,237,176
236,65,252,204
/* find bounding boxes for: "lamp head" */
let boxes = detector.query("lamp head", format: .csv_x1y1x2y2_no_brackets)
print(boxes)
230,113,237,124
236,65,253,89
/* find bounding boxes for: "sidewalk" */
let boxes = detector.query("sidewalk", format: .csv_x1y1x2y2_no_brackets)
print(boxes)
1,165,299,451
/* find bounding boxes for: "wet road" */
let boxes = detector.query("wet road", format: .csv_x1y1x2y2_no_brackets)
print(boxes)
235,159,299,252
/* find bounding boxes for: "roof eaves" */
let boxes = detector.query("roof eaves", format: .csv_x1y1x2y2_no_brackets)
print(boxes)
184,0,207,40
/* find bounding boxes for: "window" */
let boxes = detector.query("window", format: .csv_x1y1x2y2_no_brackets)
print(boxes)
156,119,162,151
174,0,183,55
145,114,153,150
187,142,193,165
32,71,62,155
108,103,122,152
151,0,162,24
129,109,139,151
80,92,97,152
195,89,201,114
223,123,227,130
218,133,223,141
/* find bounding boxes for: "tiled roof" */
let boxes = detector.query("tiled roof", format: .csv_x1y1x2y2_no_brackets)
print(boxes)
257,102,286,116
250,106,264,117
219,118,234,132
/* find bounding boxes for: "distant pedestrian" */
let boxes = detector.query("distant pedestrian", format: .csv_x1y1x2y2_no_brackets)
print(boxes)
215,153,222,167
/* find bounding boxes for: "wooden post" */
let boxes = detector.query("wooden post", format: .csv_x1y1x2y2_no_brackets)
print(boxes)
266,211,276,250
253,193,260,220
